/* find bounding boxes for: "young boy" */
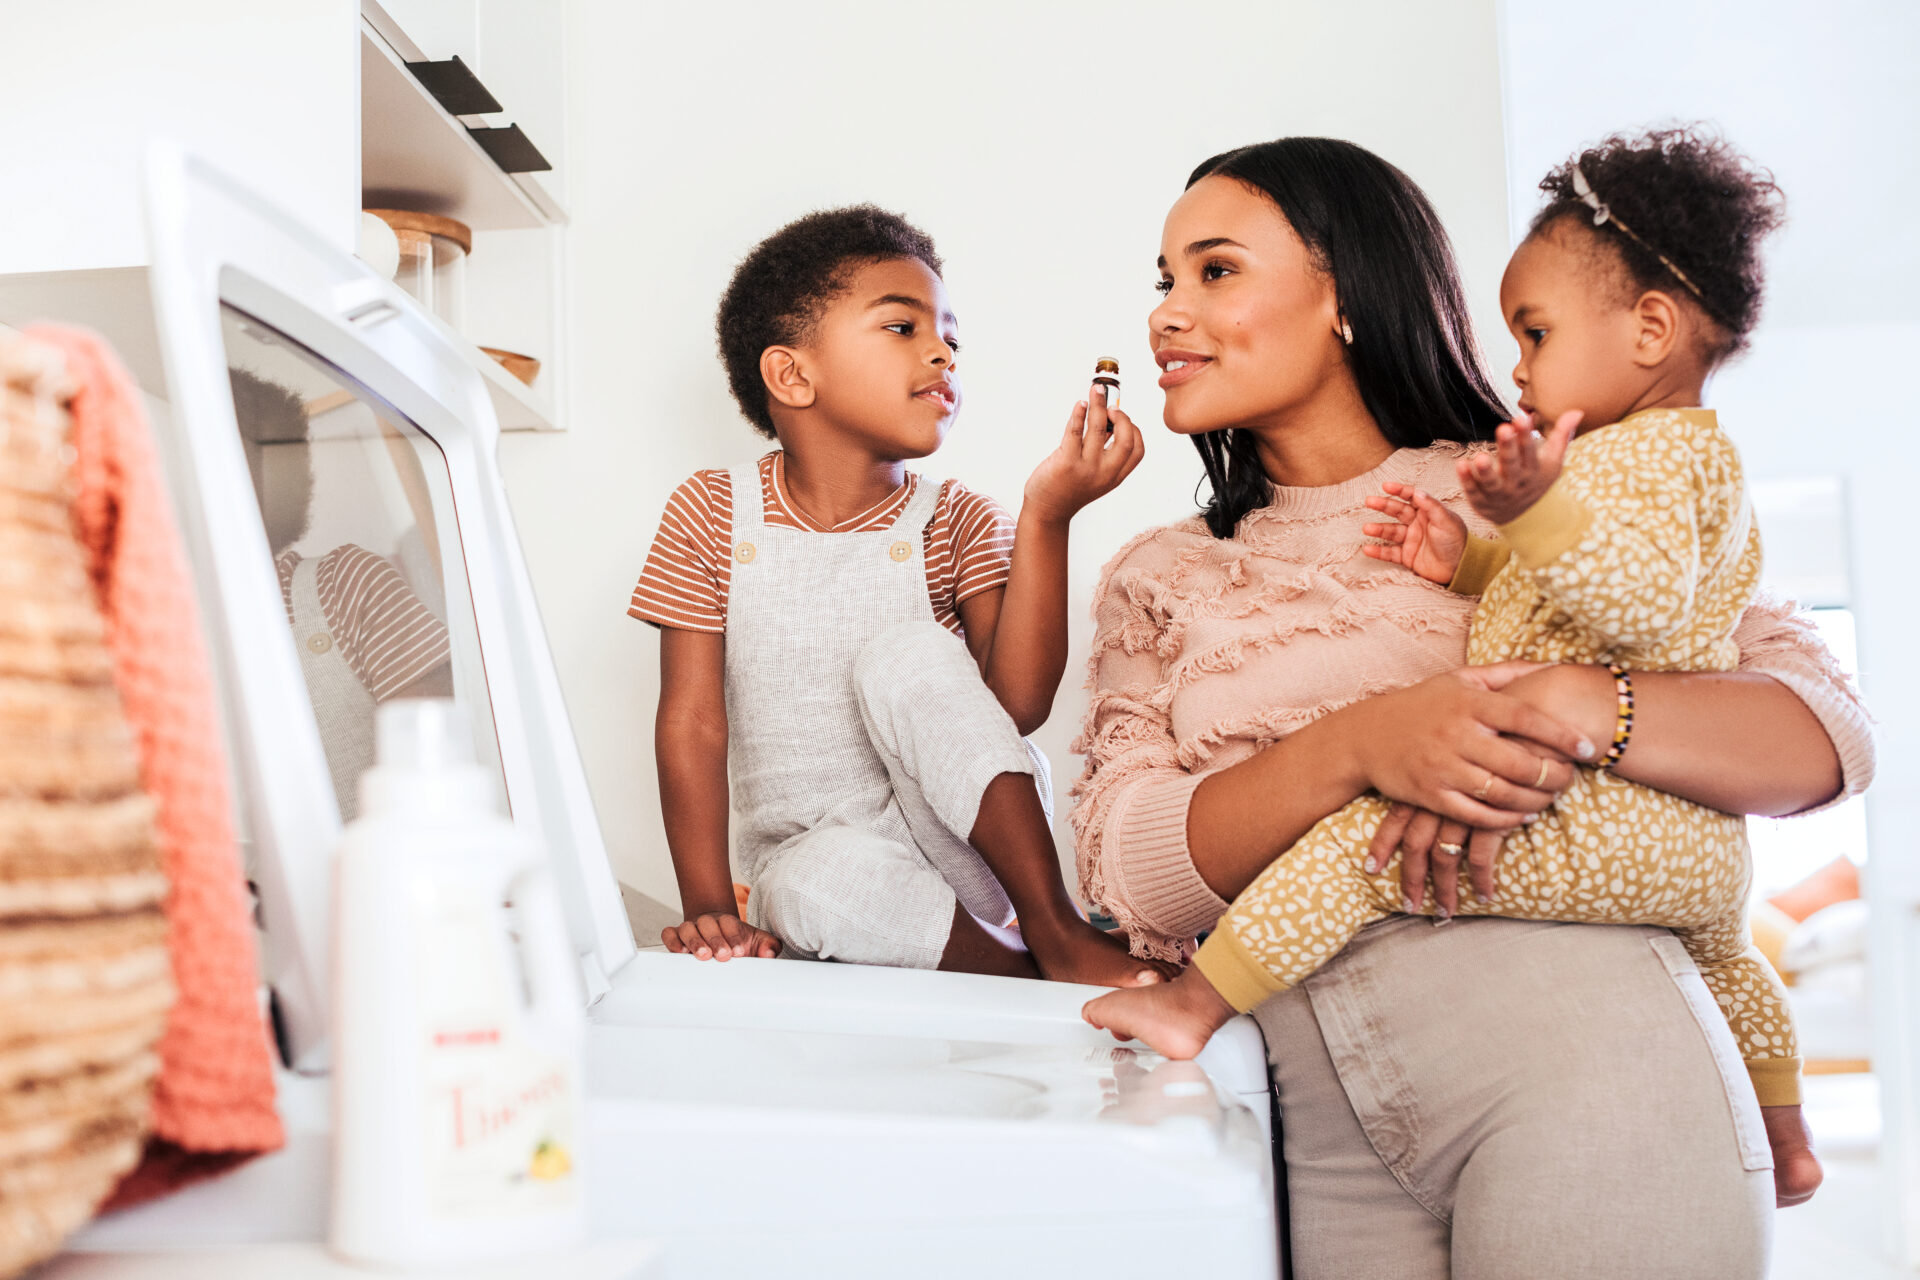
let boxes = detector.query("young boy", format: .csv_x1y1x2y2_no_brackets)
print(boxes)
631,205,1170,988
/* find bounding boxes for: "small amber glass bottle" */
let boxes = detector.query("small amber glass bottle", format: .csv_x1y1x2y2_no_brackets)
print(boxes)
1092,357,1121,421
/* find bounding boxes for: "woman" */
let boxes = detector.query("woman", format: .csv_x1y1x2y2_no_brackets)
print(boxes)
1073,138,1872,1278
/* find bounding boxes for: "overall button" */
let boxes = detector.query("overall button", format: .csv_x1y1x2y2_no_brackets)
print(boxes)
734,542,757,564
306,633,332,654
889,540,912,563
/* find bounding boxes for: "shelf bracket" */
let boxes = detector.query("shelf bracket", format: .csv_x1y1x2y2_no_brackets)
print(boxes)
403,55,503,117
468,125,553,174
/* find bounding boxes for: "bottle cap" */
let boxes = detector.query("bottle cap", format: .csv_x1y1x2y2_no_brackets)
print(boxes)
376,698,473,771
1094,357,1119,377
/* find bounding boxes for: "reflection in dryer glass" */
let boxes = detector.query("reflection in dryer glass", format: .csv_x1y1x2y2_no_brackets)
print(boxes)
220,304,506,825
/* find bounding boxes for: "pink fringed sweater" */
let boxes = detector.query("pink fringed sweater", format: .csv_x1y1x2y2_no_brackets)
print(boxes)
1071,444,1877,962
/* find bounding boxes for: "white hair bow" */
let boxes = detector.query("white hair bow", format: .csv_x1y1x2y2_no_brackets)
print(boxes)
1571,165,1612,226
1565,163,1716,316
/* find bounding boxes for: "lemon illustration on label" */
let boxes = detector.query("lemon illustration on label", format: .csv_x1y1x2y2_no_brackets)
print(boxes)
529,1138,572,1181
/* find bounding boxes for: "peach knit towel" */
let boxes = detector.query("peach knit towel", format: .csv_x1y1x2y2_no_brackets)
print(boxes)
26,325,284,1204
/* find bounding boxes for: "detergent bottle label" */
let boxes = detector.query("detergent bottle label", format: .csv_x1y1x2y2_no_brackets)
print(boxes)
417,883,580,1219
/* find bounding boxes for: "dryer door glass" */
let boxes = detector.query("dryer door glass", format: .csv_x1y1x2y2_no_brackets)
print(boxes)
220,303,507,821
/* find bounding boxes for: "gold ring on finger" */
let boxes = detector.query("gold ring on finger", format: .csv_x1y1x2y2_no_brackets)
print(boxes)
1437,842,1464,859
1473,772,1496,801
1534,758,1552,790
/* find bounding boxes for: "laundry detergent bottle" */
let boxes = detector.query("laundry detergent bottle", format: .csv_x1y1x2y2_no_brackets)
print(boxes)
330,699,587,1267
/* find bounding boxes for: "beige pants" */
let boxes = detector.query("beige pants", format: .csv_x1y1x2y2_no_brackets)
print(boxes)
1254,915,1772,1279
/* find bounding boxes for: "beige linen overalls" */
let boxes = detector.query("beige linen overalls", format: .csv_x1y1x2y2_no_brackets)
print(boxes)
723,465,1048,968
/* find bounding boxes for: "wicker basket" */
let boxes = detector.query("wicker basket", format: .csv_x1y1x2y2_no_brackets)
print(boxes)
0,332,172,1278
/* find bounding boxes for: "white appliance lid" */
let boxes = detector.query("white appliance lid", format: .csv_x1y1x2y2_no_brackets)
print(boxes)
141,145,633,1071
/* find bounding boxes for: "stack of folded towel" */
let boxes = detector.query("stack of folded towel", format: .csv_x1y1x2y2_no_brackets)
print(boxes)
0,331,173,1278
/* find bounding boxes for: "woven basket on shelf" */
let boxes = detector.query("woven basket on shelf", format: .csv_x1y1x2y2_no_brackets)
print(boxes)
0,332,173,1279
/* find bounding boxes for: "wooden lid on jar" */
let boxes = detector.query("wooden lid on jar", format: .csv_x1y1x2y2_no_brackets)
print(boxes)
362,208,473,256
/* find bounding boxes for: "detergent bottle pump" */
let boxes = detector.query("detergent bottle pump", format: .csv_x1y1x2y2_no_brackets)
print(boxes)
330,699,586,1267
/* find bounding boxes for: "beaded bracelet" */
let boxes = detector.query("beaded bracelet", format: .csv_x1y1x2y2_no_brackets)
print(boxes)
1596,662,1635,770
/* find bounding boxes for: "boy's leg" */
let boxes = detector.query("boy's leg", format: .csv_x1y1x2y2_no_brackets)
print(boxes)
749,822,1033,974
938,903,1041,979
853,621,1170,987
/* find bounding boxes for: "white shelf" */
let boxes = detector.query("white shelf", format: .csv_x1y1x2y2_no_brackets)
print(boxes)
0,266,560,433
359,19,566,231
473,340,560,433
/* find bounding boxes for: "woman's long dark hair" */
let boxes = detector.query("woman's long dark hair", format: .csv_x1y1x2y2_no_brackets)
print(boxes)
1184,138,1508,538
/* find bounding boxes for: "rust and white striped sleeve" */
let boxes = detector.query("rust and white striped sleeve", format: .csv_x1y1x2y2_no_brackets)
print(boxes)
941,481,1015,605
628,470,734,633
317,545,452,701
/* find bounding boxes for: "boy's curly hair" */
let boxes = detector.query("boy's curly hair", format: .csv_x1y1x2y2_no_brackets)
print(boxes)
716,205,943,438
1530,125,1785,362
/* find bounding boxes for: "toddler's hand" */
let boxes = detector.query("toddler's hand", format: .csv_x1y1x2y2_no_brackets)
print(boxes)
1361,482,1470,585
1021,386,1145,526
1457,410,1582,525
662,912,782,961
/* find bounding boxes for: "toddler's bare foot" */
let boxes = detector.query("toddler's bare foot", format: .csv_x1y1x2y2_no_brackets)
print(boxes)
1082,965,1235,1060
1762,1104,1824,1207
1026,918,1177,988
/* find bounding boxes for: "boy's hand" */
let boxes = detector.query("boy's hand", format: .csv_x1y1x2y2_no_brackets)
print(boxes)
662,912,782,961
1456,410,1582,525
1361,482,1470,584
1021,386,1145,527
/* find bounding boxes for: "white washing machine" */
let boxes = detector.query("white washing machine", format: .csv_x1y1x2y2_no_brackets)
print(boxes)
70,148,1282,1278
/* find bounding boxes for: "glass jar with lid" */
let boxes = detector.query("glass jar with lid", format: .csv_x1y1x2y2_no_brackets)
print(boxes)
364,209,471,332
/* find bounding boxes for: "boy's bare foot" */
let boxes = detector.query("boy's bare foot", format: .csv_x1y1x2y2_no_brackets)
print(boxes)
1762,1104,1824,1207
1082,964,1235,1059
1026,918,1178,988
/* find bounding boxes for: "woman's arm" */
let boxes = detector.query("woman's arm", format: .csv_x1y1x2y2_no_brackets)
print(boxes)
1377,598,1874,918
1185,667,1592,901
1507,666,1841,817
1073,533,1594,946
1503,592,1873,818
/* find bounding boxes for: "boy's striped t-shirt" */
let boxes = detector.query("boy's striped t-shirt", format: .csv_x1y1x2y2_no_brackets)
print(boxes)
275,545,452,700
629,451,1016,636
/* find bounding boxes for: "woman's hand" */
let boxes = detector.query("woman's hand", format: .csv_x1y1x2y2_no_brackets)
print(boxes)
1367,804,1511,919
1021,388,1146,526
1340,664,1594,830
1361,664,1610,917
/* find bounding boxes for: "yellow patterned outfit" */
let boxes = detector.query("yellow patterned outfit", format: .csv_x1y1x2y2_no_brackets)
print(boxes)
1192,408,1801,1106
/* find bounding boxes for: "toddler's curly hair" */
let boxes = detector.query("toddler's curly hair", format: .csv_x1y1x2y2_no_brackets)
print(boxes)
1530,125,1785,362
716,205,943,438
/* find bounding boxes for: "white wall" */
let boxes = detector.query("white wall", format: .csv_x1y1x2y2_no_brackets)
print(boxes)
0,0,359,274
497,0,1512,911
1502,0,1920,1263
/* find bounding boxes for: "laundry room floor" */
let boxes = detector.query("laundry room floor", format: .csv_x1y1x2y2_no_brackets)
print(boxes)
1772,1073,1907,1278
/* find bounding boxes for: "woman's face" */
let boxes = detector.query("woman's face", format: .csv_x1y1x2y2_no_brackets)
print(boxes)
1147,175,1346,437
